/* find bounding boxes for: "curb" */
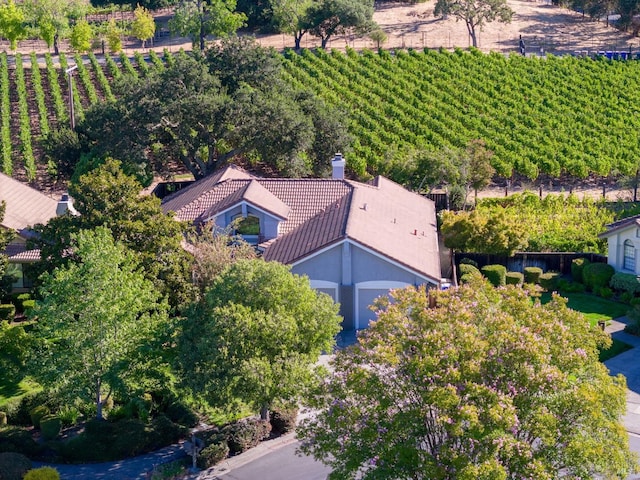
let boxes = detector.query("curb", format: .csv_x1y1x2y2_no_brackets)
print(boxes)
190,432,299,479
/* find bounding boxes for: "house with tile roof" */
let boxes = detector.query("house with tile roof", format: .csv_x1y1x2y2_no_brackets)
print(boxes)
162,155,441,330
0,173,68,291
599,214,640,275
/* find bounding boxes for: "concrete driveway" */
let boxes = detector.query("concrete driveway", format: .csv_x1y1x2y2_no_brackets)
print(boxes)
604,317,640,479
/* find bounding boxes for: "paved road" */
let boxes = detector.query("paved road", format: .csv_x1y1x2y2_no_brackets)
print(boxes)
214,442,330,480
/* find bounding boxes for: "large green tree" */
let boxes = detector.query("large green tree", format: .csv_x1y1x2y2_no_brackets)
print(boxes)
30,227,169,420
24,0,88,54
72,51,349,179
306,0,375,49
0,0,27,51
130,4,156,48
299,280,637,479
169,0,246,51
178,259,342,420
271,0,312,49
434,0,513,48
28,158,194,311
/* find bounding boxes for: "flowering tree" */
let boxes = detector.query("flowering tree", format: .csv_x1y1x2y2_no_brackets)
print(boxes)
299,279,637,479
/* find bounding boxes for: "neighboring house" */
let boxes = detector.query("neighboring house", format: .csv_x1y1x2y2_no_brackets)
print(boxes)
0,173,72,292
599,214,640,275
162,156,441,330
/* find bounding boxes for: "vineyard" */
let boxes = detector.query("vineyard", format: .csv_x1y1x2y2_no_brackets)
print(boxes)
3,47,640,186
282,47,640,182
0,49,170,183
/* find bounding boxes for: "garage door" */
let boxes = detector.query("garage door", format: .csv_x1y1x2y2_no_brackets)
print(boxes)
355,281,410,329
309,280,339,303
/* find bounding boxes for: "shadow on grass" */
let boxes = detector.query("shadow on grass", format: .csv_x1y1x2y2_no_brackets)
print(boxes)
540,291,629,326
0,372,40,408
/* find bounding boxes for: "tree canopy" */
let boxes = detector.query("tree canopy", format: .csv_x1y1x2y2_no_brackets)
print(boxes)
434,0,513,47
299,280,637,479
178,259,342,419
30,227,169,420
68,45,349,179
130,4,156,48
0,0,27,51
169,0,246,51
28,158,194,311
306,0,375,49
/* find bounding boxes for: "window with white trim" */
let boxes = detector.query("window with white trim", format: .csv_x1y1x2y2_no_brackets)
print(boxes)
624,240,635,271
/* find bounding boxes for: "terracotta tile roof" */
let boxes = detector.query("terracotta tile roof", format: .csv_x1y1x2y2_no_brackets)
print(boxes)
162,165,440,281
4,243,41,262
599,214,640,238
263,193,351,263
0,172,58,233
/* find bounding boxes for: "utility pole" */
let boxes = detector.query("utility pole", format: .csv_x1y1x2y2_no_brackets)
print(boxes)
65,65,78,130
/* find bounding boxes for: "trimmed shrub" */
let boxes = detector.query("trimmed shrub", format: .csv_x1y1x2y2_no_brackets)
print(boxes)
197,440,229,469
610,272,640,295
29,406,50,429
40,415,61,441
458,263,481,278
8,391,49,426
0,427,41,456
270,407,298,435
583,263,615,292
620,291,634,304
14,294,31,314
224,419,272,455
571,257,590,283
58,407,81,427
0,412,6,426
22,300,35,314
598,286,614,299
557,279,586,293
459,273,478,285
631,297,640,307
23,467,60,480
145,415,185,451
523,267,543,284
459,258,479,268
0,304,15,321
0,452,31,480
165,401,198,428
539,272,560,291
481,264,507,287
505,272,524,286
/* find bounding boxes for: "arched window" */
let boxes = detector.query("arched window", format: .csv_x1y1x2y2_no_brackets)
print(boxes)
234,215,260,236
624,240,635,271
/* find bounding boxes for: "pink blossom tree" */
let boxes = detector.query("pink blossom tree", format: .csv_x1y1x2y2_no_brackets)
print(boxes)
299,279,637,479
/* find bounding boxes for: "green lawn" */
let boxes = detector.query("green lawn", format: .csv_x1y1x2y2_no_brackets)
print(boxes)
539,291,629,326
540,291,633,361
0,372,40,409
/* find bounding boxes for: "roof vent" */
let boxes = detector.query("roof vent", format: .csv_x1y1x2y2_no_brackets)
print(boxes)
332,153,345,180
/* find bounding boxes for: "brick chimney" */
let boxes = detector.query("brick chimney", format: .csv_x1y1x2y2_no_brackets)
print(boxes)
332,153,345,180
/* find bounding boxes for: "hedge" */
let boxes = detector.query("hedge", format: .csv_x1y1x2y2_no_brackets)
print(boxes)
0,304,15,321
481,264,507,287
29,406,50,429
40,415,61,441
224,419,272,455
505,272,524,286
458,263,481,278
197,440,229,469
539,272,560,291
610,272,640,295
23,467,60,480
524,267,543,284
0,452,31,480
583,263,615,292
270,407,298,435
571,257,590,283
